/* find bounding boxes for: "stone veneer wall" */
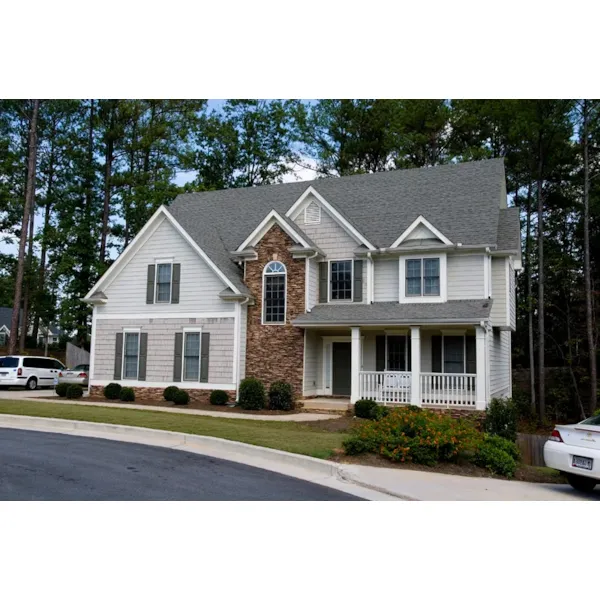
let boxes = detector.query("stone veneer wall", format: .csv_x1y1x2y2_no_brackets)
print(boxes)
244,224,305,398
89,385,235,405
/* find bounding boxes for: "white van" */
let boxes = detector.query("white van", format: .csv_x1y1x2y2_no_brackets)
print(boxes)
0,355,66,390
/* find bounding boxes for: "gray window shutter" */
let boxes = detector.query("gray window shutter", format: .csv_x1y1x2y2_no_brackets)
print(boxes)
376,335,386,371
173,332,183,382
114,333,123,380
138,332,148,381
200,332,210,383
432,335,442,372
353,260,363,302
466,336,476,373
146,265,155,304
318,262,328,303
172,263,181,304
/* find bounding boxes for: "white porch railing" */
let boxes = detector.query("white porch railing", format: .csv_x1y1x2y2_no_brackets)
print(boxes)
420,373,477,408
359,371,411,404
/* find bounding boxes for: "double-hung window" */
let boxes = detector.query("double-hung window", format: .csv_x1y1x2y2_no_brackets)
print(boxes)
183,331,201,381
330,260,352,301
263,261,286,324
405,257,440,297
123,332,140,379
155,263,172,303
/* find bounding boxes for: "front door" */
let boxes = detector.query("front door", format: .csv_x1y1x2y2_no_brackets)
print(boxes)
332,342,351,396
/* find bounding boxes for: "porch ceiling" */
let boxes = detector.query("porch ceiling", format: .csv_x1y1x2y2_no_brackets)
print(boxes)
293,299,492,327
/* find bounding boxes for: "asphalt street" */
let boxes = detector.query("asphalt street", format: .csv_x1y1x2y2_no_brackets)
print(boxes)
0,428,360,501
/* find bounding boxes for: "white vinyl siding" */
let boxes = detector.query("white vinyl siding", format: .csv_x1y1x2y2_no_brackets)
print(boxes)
308,256,318,310
509,260,516,330
99,216,234,314
93,317,235,384
293,201,357,260
489,328,511,398
373,259,399,302
447,255,485,299
238,303,247,381
490,257,508,326
303,330,319,395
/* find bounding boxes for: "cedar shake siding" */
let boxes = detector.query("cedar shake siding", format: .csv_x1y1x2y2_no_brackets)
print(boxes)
244,224,305,397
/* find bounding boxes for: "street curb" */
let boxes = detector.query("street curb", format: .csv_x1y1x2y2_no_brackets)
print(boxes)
0,414,399,501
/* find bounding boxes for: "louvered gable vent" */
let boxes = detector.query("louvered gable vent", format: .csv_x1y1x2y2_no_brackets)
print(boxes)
304,201,321,224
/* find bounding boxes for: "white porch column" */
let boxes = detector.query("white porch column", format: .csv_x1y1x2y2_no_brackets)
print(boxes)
410,326,421,406
475,325,487,410
350,327,361,403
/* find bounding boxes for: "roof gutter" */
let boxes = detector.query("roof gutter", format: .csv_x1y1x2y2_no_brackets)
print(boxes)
292,318,489,328
354,244,498,257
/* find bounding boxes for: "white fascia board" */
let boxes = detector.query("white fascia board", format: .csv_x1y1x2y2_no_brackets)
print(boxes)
285,186,376,251
390,215,453,248
236,209,311,252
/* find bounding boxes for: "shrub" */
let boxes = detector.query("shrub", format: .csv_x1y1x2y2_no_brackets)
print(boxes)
594,408,600,417
119,387,135,402
268,381,294,411
210,390,229,406
55,382,69,397
473,438,517,478
66,384,83,399
163,386,180,402
354,399,378,419
371,405,390,421
484,398,518,442
173,389,190,405
343,407,482,466
480,434,520,461
238,377,266,410
104,383,122,400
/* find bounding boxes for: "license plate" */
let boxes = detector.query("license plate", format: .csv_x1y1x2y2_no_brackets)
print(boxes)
572,455,593,470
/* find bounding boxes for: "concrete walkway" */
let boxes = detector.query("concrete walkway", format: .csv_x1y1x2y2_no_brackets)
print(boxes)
0,390,340,422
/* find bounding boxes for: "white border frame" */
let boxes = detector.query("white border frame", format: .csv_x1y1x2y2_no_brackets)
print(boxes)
236,209,311,252
319,335,364,396
154,260,173,304
261,261,287,326
122,328,141,381
181,327,203,382
399,254,447,303
390,215,453,248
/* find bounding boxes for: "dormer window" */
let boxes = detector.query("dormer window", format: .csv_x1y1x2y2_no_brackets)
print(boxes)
263,261,286,324
406,258,440,296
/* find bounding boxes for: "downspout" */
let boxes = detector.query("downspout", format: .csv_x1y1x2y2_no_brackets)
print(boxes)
235,295,251,403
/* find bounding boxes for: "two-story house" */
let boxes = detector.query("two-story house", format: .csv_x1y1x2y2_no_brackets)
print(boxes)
84,158,520,410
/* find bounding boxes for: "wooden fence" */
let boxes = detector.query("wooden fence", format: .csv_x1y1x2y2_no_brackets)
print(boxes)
66,342,90,369
516,433,548,467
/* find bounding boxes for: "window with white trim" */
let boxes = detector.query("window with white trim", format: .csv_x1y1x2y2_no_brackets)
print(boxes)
263,261,286,324
155,263,172,303
330,260,352,301
405,257,440,297
183,331,201,381
123,332,140,379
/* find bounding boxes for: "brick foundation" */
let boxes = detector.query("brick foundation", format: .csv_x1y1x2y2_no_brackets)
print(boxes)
244,225,305,398
89,385,235,406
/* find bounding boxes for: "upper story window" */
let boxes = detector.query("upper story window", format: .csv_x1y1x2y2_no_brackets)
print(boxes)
405,258,440,297
155,263,172,303
330,260,352,301
263,261,286,324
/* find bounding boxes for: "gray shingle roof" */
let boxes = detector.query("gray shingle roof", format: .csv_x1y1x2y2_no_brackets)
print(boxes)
293,299,493,326
167,159,516,294
496,207,521,255
0,307,21,330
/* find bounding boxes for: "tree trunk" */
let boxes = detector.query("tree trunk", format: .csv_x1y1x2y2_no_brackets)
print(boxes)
100,104,114,265
582,100,597,414
19,196,36,352
537,141,546,424
525,183,536,411
9,100,39,354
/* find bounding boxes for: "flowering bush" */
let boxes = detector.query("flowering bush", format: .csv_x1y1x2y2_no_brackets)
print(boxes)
343,407,482,466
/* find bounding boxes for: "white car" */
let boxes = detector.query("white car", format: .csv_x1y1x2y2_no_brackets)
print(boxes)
59,364,89,386
544,413,600,492
0,355,66,390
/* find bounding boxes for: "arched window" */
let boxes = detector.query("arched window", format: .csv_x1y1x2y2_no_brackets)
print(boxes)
263,261,286,324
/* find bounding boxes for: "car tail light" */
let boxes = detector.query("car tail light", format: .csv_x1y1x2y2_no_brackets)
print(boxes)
549,429,564,443
59,372,63,377
17,367,22,376
78,372,87,378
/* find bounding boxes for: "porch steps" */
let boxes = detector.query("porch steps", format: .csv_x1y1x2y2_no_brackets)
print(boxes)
300,398,351,414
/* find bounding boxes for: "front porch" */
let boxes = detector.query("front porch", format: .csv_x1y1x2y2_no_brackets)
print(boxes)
303,325,488,410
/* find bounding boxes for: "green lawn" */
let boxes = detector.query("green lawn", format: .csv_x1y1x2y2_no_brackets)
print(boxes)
0,400,346,459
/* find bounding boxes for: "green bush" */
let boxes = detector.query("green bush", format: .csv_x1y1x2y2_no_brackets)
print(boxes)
594,408,600,417
210,390,229,406
371,405,390,421
173,389,190,405
473,438,517,478
480,434,520,461
484,398,518,442
268,381,294,411
55,382,69,397
119,387,135,402
238,377,266,410
66,384,83,399
354,399,378,419
163,386,179,402
343,407,482,466
104,383,122,400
